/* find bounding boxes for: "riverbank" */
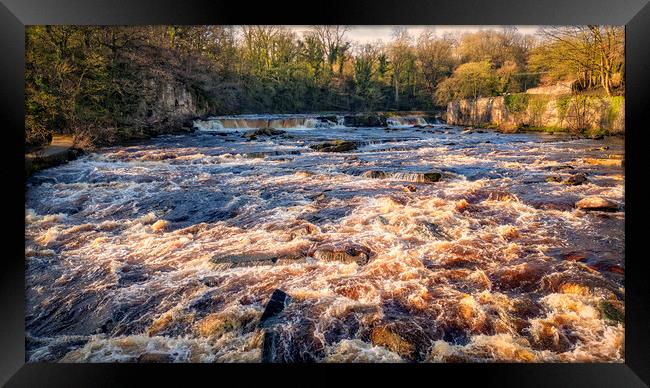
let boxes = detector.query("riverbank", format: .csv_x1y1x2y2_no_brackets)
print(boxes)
25,135,83,177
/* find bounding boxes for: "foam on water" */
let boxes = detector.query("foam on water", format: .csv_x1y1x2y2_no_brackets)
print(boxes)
25,120,624,363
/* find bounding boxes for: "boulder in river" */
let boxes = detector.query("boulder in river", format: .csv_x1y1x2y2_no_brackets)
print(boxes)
414,221,452,240
545,175,562,183
422,172,442,182
369,321,432,361
547,164,575,171
308,242,372,265
310,140,358,153
563,173,587,185
597,299,624,324
403,184,417,193
260,289,292,327
243,128,286,138
575,196,619,212
211,249,305,268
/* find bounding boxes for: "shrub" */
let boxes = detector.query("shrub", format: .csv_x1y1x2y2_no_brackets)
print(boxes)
504,93,530,114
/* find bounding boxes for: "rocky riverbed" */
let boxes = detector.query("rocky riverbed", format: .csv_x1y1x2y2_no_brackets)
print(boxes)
25,115,624,362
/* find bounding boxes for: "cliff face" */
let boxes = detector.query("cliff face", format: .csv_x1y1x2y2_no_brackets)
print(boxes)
447,94,624,135
72,79,211,149
141,79,210,128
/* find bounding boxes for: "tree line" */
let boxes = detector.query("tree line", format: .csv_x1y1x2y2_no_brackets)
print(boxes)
25,25,624,147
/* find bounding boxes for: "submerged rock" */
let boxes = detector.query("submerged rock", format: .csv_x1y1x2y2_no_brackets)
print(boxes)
310,140,358,152
575,196,618,212
309,242,372,265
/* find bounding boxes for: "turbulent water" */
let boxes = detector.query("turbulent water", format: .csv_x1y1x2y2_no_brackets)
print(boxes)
25,115,625,363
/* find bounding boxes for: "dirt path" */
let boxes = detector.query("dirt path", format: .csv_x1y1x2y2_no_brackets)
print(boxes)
25,135,78,176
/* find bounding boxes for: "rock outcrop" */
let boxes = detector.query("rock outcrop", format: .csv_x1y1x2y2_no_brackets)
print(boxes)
447,93,624,135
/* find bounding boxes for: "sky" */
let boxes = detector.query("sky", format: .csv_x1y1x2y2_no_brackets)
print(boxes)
288,25,542,44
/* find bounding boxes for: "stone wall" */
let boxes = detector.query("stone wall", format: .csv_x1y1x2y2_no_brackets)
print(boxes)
447,94,625,134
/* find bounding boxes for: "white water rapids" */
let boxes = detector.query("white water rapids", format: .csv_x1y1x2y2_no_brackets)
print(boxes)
25,116,624,363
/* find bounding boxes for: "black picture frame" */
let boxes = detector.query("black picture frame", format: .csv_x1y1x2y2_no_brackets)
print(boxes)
2,0,649,386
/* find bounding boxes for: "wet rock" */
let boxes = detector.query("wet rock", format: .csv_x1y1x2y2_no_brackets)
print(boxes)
563,173,587,185
414,221,452,240
575,196,619,212
375,215,390,225
363,170,389,179
137,352,173,363
403,184,417,193
309,242,372,265
370,326,413,359
211,250,305,268
299,206,352,226
261,330,281,362
151,219,169,232
362,170,442,183
316,115,338,123
583,158,623,167
242,128,286,138
309,140,358,153
491,261,549,292
262,319,325,363
423,172,442,182
545,175,562,183
486,190,518,202
260,289,292,327
547,164,575,171
455,199,471,213
560,251,588,262
442,327,470,346
266,221,320,241
370,321,433,361
343,114,387,127
598,300,624,324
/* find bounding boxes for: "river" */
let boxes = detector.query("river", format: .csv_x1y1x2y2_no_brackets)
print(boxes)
25,114,625,362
